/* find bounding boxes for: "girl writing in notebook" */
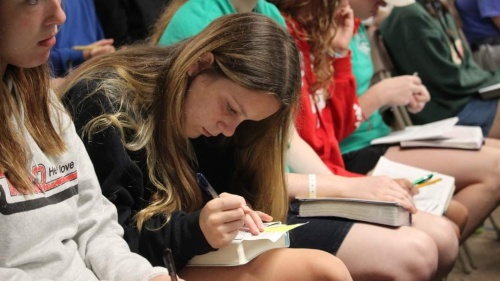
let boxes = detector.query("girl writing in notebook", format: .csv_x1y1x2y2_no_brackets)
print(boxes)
0,0,173,280
60,13,352,281
154,1,458,279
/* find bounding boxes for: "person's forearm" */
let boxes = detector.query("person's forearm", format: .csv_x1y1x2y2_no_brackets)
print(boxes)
286,125,332,175
286,173,351,199
358,84,385,119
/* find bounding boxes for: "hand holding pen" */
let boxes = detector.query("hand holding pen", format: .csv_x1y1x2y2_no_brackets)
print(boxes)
406,72,430,113
196,173,272,248
196,173,220,199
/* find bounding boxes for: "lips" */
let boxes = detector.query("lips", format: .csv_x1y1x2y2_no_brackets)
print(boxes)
38,36,56,48
202,128,213,137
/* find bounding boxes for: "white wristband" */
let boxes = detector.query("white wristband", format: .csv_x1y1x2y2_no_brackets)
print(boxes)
308,174,317,198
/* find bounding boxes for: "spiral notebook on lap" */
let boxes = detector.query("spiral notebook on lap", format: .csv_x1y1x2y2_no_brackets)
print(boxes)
187,222,305,266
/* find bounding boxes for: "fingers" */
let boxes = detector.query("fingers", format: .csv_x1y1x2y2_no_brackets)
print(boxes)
93,38,114,46
256,211,273,222
410,184,420,196
200,197,247,248
393,178,420,196
413,85,431,102
386,179,417,214
219,192,247,210
243,210,273,234
244,211,264,234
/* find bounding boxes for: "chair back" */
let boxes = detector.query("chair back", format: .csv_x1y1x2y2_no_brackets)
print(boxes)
367,26,414,130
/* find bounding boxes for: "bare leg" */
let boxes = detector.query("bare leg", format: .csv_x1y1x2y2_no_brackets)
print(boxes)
411,211,459,280
385,144,500,240
487,103,500,139
336,223,439,281
179,248,352,281
443,200,469,237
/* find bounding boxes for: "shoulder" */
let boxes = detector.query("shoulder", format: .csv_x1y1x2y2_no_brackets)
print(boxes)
254,0,286,27
160,0,227,46
380,3,436,36
385,3,432,25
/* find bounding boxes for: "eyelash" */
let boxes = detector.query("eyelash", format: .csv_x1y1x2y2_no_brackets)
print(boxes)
26,0,62,6
226,103,237,115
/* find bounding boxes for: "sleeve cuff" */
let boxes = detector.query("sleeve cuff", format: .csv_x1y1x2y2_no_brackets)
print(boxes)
332,51,353,79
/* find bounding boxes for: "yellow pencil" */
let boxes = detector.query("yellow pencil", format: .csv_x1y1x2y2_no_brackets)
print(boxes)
415,178,442,188
72,45,96,51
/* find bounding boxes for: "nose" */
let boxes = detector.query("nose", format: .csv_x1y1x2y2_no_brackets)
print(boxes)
217,119,240,137
46,0,66,27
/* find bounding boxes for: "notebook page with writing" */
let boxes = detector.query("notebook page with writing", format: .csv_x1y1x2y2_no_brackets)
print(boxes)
372,157,455,216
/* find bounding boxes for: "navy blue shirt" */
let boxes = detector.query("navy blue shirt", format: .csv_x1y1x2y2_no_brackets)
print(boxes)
49,0,105,77
456,0,500,45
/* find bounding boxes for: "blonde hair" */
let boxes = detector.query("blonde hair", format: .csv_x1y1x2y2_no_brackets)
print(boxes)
60,13,301,228
0,64,66,194
271,0,340,96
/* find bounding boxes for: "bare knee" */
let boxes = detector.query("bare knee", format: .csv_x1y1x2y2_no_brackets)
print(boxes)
428,217,460,274
301,250,353,281
261,248,352,281
388,232,438,281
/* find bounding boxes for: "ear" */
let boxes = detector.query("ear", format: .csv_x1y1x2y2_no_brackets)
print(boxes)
187,52,215,77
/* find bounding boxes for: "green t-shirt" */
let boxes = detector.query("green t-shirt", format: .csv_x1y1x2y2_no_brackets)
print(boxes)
340,25,391,154
157,0,285,46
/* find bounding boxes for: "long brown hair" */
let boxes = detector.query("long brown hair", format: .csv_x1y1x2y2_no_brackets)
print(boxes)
60,13,301,228
0,64,66,194
271,0,340,96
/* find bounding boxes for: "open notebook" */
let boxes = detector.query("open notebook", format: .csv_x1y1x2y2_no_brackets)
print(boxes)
370,117,459,145
372,157,455,216
187,222,305,266
371,117,483,150
400,125,483,150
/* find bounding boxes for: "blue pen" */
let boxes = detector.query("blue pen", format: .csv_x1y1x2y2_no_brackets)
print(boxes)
196,173,220,199
412,173,434,185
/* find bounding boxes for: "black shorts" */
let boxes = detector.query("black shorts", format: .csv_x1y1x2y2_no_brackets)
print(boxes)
342,145,390,174
287,201,354,255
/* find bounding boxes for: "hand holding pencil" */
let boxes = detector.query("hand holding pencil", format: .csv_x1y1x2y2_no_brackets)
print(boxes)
72,38,115,60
